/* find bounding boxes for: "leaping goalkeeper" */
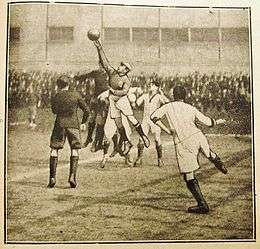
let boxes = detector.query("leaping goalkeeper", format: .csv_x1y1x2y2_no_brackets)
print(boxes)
91,39,150,155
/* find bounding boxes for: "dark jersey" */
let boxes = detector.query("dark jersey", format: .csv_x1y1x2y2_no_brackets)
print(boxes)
51,90,89,129
75,69,109,97
108,70,130,92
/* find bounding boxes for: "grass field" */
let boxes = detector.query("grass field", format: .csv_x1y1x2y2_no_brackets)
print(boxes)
5,110,254,242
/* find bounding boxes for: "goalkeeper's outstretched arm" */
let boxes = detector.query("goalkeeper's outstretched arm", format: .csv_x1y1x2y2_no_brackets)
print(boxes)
93,40,113,75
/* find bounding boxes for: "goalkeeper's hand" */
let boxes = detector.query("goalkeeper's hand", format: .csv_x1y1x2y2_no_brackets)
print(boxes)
93,40,101,49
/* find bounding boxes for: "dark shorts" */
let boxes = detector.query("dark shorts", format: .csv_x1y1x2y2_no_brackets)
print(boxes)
88,98,108,120
96,101,108,118
50,124,82,150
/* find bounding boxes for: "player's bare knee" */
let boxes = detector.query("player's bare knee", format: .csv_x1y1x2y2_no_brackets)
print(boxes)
50,149,58,157
183,172,195,182
98,117,106,126
103,140,110,154
209,150,217,159
71,149,79,157
96,114,103,124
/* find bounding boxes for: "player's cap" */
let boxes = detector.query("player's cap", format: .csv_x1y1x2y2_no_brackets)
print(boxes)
57,75,70,89
120,62,132,71
173,85,186,101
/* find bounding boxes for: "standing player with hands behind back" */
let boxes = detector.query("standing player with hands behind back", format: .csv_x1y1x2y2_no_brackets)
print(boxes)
88,30,150,156
151,85,228,214
48,76,89,188
134,80,169,167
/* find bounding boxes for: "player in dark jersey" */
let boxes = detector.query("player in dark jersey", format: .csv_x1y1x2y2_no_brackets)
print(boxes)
48,75,89,188
75,68,109,151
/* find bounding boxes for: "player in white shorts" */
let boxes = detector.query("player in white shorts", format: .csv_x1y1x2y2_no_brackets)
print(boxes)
150,85,228,214
134,80,169,167
92,40,150,156
98,90,132,168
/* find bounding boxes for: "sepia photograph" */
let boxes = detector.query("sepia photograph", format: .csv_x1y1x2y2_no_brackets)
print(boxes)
3,0,257,245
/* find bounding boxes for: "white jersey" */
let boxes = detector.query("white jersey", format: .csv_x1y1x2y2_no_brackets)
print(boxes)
136,93,168,120
151,101,214,173
151,101,213,142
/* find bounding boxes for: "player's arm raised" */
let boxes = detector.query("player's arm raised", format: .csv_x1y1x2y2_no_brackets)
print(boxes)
93,40,113,75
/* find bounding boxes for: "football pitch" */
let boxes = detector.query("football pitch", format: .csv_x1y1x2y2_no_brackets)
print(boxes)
5,122,254,242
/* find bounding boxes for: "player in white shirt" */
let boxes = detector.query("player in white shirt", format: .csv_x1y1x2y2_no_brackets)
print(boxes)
150,85,227,214
134,80,169,167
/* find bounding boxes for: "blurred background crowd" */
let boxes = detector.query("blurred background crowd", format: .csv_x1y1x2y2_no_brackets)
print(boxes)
8,69,251,114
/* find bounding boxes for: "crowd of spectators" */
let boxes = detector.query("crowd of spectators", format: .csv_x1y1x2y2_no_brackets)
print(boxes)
132,71,251,114
8,69,251,115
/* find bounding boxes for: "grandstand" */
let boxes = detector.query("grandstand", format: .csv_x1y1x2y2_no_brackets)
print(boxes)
9,4,250,73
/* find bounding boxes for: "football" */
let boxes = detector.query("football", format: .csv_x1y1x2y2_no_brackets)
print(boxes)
87,29,100,41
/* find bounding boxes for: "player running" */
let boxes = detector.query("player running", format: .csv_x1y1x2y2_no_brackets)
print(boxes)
48,76,89,188
150,85,228,214
134,80,169,167
92,40,150,156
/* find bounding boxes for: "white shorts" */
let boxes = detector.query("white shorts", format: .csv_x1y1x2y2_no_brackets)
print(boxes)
175,131,210,174
109,94,133,119
142,118,161,136
104,107,132,140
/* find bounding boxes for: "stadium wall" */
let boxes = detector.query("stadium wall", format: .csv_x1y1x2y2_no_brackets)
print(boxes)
8,4,250,74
